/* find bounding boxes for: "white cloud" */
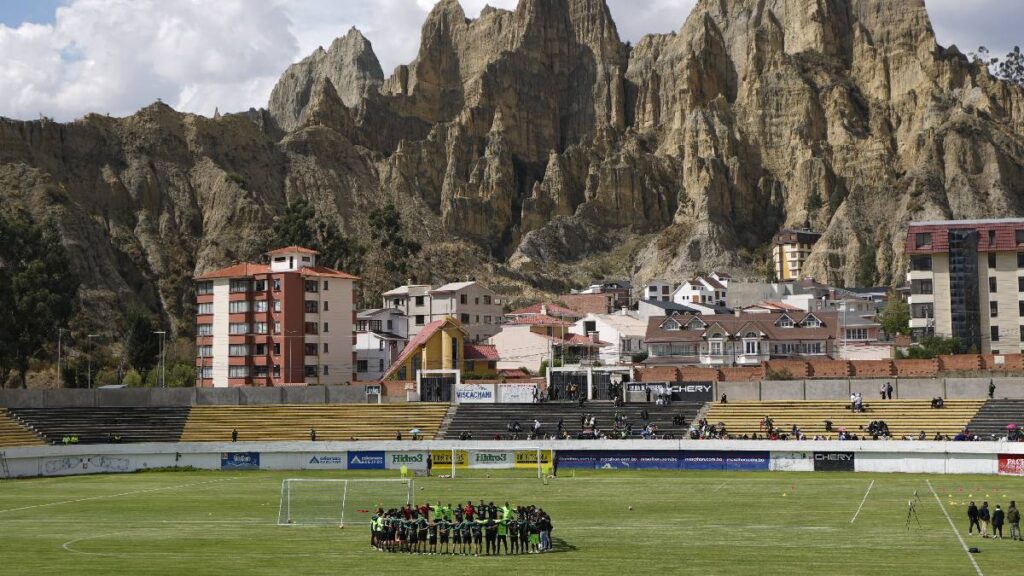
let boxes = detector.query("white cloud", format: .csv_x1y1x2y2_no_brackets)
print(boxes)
0,0,1018,122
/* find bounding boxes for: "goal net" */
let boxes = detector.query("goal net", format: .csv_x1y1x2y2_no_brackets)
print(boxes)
277,478,413,527
445,448,550,479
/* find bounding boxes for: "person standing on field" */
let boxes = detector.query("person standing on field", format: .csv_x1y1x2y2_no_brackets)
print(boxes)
1007,501,1020,540
980,502,991,537
968,501,981,535
992,505,1005,539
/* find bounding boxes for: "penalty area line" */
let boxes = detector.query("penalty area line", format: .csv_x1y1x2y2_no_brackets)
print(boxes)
0,477,240,514
849,479,874,524
927,479,983,576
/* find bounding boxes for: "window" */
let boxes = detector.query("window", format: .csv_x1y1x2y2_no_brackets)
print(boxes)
460,294,468,305
304,365,317,378
379,359,385,373
254,365,269,378
649,286,657,293
323,322,329,333
305,301,319,313
274,256,286,263
709,341,723,356
662,286,670,295
1019,277,1024,292
229,279,251,293
460,313,470,323
992,326,1000,342
254,300,268,313
273,322,281,334
273,279,281,292
484,315,491,324
910,255,932,272
465,361,475,372
229,344,249,356
255,280,267,292
197,345,212,357
912,279,933,295
323,342,329,354
323,281,329,291
488,361,496,369
273,365,281,378
274,300,281,312
254,343,267,356
1020,301,1024,317
484,295,492,305
198,366,212,379
1018,230,1024,245
197,302,213,315
415,315,425,326
196,281,213,295
357,360,368,373
305,280,318,293
584,321,597,334
255,322,268,334
991,301,999,318
777,316,794,328
744,340,759,355
845,328,869,340
229,301,250,314
323,301,329,312
989,253,997,268
273,343,281,355
802,316,821,328
229,323,249,335
379,339,385,351
990,277,998,293
415,296,425,307
323,365,329,375
228,366,250,378
475,297,479,305
1020,326,1024,342
475,315,480,323
305,343,318,356
989,230,997,246
386,320,393,331
304,322,318,335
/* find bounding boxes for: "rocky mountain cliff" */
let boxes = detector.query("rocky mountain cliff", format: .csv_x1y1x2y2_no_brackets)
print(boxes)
1,0,1023,336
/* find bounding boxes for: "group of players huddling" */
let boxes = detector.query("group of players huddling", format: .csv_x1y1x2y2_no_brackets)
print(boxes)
370,501,554,555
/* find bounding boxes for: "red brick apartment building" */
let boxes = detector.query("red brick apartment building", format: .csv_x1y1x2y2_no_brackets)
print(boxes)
194,247,357,387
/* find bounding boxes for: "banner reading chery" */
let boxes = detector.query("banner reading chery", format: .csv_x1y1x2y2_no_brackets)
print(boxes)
628,382,714,402
998,454,1024,476
813,452,855,472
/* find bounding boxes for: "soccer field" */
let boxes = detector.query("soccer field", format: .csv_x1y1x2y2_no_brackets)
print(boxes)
1,469,1022,576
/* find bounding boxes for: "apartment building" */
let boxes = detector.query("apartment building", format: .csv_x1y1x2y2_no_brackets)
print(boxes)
643,280,674,302
772,228,823,281
381,281,503,342
906,218,1024,354
672,272,731,306
194,246,356,387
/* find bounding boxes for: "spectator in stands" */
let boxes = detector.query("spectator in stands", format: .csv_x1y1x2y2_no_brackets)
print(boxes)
850,392,857,411
720,394,728,404
645,387,651,403
556,418,564,439
854,393,864,413
931,397,945,409
396,431,403,440
879,383,886,400
824,419,833,433
231,428,238,442
887,382,894,400
918,431,927,441
310,428,317,441
933,432,944,441
989,380,996,400
673,413,686,427
411,428,422,440
640,408,650,422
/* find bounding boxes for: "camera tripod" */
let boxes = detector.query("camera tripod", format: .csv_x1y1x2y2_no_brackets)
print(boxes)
906,491,922,530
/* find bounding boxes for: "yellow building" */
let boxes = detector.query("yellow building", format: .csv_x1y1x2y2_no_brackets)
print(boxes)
772,228,823,281
382,317,499,380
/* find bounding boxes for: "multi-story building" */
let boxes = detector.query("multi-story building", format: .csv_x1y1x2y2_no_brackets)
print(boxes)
193,246,357,387
643,280,674,302
355,308,408,381
772,228,823,281
381,317,500,380
672,272,730,307
643,311,837,366
381,281,503,342
906,218,1024,354
570,311,649,365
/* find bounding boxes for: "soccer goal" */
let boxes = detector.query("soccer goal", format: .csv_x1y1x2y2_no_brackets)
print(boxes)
448,448,549,480
277,478,413,527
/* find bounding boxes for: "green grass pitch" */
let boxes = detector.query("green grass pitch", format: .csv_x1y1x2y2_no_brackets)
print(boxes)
1,469,1022,575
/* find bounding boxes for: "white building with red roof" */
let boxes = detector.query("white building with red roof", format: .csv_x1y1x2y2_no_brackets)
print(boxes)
194,246,357,387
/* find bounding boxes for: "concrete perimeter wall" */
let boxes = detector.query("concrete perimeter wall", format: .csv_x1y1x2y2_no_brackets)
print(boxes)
0,385,374,408
712,377,1024,402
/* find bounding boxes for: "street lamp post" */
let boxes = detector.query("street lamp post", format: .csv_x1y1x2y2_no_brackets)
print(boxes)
87,334,99,388
57,328,65,386
153,331,166,388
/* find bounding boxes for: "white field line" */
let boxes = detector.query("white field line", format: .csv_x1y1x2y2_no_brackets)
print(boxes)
0,477,240,514
712,480,729,492
850,479,875,524
927,479,983,576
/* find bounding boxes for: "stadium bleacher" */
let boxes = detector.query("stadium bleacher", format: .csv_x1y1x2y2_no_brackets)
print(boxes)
965,399,1024,439
8,407,190,445
0,410,45,447
443,401,705,439
180,404,449,442
705,400,986,439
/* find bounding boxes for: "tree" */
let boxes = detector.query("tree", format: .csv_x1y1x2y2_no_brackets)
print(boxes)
0,214,79,388
901,336,961,359
125,307,160,375
262,199,364,273
877,297,910,337
972,46,1024,87
369,204,421,273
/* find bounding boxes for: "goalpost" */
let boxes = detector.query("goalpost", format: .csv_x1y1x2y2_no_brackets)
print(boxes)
449,447,548,480
277,478,413,527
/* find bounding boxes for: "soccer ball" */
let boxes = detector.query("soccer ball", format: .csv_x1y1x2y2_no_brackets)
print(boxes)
628,506,633,511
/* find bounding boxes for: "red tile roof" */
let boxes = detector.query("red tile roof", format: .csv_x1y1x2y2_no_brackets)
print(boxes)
557,293,612,315
645,312,838,343
498,368,531,379
506,302,582,318
465,344,500,361
194,262,270,280
544,334,607,347
505,315,571,326
266,245,319,256
381,319,453,380
906,220,1024,255
300,266,359,280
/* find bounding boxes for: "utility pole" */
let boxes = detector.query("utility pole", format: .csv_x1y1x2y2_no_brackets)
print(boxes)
57,328,64,386
153,331,166,388
87,334,99,388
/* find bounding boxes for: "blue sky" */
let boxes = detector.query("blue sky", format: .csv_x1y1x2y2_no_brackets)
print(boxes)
0,1,1020,122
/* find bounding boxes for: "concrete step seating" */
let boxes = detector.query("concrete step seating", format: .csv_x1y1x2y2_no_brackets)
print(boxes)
966,399,1024,439
0,410,46,447
8,407,190,445
705,400,986,439
443,402,706,440
180,404,450,442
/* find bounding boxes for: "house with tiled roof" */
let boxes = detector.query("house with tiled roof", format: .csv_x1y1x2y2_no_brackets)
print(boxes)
193,246,357,388
489,310,605,374
643,311,837,367
672,272,731,307
570,310,649,365
382,281,503,343
381,317,498,381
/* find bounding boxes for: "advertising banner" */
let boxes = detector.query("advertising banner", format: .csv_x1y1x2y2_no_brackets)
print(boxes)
431,449,468,469
628,382,714,402
455,383,496,404
726,452,770,471
386,451,429,471
771,452,814,472
347,451,386,470
497,383,537,404
302,453,348,470
555,451,599,469
221,452,260,470
680,452,725,470
467,451,516,469
998,454,1024,476
813,452,855,472
514,450,553,469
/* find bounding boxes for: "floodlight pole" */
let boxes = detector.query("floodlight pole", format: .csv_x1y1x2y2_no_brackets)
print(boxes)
154,331,166,388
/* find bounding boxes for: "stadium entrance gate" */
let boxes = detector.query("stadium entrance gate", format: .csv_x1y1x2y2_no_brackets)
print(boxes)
417,369,459,402
548,371,587,401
